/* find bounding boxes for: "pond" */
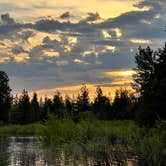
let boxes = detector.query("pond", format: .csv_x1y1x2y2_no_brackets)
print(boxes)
0,136,95,166
0,136,138,166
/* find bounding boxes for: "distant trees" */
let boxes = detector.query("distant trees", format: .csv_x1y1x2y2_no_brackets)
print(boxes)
0,71,11,123
1,41,166,127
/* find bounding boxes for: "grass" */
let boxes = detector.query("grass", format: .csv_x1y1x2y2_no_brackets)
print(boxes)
0,123,42,136
35,115,166,165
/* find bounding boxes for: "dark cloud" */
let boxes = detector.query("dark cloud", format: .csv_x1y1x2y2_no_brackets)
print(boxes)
1,13,15,25
60,12,72,19
11,46,27,54
17,30,35,41
81,12,101,22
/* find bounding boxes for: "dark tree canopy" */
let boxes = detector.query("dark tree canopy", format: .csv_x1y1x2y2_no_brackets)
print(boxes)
77,85,90,112
112,88,132,120
18,89,31,124
133,43,166,126
92,86,111,120
31,92,40,121
0,71,11,123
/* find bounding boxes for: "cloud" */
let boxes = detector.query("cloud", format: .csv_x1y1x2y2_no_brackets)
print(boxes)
81,12,101,23
0,0,165,95
1,13,15,25
59,12,72,19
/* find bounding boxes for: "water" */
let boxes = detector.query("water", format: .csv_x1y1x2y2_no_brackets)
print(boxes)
0,136,50,166
0,136,138,166
0,136,94,166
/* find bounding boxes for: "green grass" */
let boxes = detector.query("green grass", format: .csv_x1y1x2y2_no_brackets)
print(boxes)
35,116,166,165
0,123,42,136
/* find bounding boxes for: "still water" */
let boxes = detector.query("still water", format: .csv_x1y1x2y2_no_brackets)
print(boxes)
0,136,66,166
0,137,138,166
0,136,95,166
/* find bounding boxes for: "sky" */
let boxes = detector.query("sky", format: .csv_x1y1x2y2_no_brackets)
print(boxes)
0,0,165,99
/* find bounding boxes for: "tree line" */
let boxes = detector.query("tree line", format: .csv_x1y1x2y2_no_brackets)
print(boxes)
0,43,166,126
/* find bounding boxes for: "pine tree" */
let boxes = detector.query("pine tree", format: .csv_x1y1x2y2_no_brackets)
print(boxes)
53,91,64,118
112,88,131,120
77,85,90,112
31,92,40,122
133,43,166,126
0,71,11,123
92,86,111,119
18,90,31,124
65,95,72,114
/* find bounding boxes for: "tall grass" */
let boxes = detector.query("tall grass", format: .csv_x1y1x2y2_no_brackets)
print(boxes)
35,115,166,165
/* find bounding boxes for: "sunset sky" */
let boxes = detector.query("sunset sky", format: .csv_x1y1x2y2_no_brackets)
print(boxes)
0,0,165,99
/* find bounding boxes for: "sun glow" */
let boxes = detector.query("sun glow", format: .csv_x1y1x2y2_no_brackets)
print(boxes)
104,70,135,77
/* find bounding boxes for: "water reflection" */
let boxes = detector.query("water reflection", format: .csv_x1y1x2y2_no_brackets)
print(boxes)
0,137,91,166
0,137,47,166
0,136,138,166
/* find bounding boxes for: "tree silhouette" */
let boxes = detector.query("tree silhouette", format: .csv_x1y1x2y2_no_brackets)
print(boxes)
42,97,52,121
53,91,64,118
92,86,111,119
112,88,132,120
31,92,40,122
133,43,166,126
155,44,166,120
77,85,90,112
18,90,31,124
65,95,72,115
0,71,11,123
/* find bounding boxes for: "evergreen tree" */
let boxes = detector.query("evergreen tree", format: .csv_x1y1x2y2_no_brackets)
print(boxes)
11,94,22,124
53,91,64,118
77,85,90,112
0,71,11,123
92,86,111,119
154,44,166,120
42,97,52,121
65,95,72,114
31,92,40,122
18,90,31,124
133,43,166,126
112,88,132,120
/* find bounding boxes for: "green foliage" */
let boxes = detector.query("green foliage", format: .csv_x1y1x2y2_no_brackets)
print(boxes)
0,117,165,164
35,117,165,164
